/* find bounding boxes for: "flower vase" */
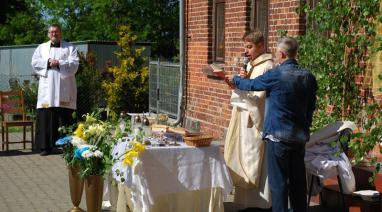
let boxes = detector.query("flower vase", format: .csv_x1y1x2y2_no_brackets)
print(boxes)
85,175,104,212
109,179,119,211
68,165,85,212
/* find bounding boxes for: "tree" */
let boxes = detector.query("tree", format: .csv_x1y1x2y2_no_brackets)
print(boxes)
0,0,46,45
34,0,179,59
102,25,149,117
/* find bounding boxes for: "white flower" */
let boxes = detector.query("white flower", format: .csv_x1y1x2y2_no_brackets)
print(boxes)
84,124,106,137
71,136,86,147
94,150,104,158
82,150,94,158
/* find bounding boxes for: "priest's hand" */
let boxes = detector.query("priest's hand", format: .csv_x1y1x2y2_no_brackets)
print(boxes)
48,58,59,67
239,68,248,78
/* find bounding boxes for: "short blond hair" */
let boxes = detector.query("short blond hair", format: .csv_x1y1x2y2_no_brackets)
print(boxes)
242,30,264,45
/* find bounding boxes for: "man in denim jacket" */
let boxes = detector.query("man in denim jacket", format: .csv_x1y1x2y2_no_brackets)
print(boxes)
227,37,317,212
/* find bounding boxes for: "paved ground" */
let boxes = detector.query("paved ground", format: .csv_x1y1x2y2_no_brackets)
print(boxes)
0,132,331,212
0,132,83,212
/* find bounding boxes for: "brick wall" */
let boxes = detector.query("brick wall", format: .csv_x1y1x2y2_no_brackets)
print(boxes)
185,0,229,139
185,0,305,139
268,0,306,51
184,0,382,140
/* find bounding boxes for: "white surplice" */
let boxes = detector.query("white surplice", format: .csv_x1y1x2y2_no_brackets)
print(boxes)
224,53,273,209
31,40,79,109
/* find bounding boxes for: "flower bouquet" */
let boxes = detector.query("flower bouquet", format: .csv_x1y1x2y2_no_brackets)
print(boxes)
56,110,121,212
56,110,118,177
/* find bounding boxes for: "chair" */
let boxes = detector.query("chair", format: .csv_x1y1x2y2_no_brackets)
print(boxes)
0,90,34,151
305,121,357,212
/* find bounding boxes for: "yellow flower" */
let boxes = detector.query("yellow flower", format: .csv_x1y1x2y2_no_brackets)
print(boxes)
134,142,145,152
121,143,145,167
123,157,133,166
126,151,139,158
123,151,138,166
74,123,86,140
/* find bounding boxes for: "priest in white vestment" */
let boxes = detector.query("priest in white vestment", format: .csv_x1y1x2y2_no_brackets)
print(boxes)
31,24,79,156
224,30,273,210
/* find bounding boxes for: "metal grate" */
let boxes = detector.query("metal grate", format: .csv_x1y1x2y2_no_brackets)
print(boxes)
0,73,101,119
149,60,180,118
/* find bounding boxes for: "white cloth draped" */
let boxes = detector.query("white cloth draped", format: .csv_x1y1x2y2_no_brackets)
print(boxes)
112,142,233,212
224,53,273,209
305,121,357,194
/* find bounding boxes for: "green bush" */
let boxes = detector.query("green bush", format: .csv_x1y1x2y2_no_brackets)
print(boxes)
102,25,149,118
76,52,105,118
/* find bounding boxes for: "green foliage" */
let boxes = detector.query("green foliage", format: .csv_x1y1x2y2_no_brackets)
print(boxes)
0,0,46,45
57,124,79,168
297,0,382,184
21,81,38,118
102,25,149,117
32,0,179,58
57,110,119,176
0,0,179,58
349,104,382,164
76,52,105,117
297,0,382,130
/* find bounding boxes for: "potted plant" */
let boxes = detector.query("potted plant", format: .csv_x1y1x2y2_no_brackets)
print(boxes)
56,110,118,212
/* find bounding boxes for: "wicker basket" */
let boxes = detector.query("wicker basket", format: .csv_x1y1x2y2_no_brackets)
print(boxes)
183,135,213,147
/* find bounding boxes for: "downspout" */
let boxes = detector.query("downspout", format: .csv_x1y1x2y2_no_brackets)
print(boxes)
172,0,185,126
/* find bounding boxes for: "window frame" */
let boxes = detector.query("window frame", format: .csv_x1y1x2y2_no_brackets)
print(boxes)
212,0,225,63
251,0,269,48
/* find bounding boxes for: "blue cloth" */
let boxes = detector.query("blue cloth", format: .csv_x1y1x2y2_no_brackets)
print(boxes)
55,136,72,146
267,140,307,212
74,146,90,160
233,59,317,143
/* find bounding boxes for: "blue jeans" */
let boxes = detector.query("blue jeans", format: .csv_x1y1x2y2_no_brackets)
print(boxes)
267,140,307,212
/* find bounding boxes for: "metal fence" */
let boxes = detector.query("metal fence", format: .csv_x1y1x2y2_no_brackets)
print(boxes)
149,60,181,118
0,73,98,119
0,74,37,91
1,60,180,120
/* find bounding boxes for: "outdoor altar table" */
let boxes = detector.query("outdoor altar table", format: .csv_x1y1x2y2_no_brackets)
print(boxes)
111,141,233,212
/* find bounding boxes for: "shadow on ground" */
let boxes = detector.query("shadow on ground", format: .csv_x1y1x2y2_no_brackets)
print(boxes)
0,149,38,157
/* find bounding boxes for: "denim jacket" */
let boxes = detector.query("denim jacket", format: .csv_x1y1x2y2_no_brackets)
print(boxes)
233,59,317,143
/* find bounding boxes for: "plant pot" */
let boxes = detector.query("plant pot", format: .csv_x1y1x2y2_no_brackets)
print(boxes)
68,165,85,212
85,175,104,212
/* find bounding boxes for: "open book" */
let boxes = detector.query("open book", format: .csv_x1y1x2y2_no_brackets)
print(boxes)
210,64,235,88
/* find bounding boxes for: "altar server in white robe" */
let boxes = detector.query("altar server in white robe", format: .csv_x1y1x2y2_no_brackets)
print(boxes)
224,30,273,210
31,24,79,156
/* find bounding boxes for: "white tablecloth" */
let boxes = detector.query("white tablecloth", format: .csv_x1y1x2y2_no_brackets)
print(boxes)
112,142,233,212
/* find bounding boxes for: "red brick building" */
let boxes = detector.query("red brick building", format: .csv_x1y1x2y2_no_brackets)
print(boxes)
184,0,307,139
183,0,382,139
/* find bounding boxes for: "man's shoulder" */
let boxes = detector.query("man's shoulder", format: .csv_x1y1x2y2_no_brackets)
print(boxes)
38,41,50,47
267,65,282,74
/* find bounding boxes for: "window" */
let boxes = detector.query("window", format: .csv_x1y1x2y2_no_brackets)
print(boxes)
251,0,268,46
213,0,225,63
